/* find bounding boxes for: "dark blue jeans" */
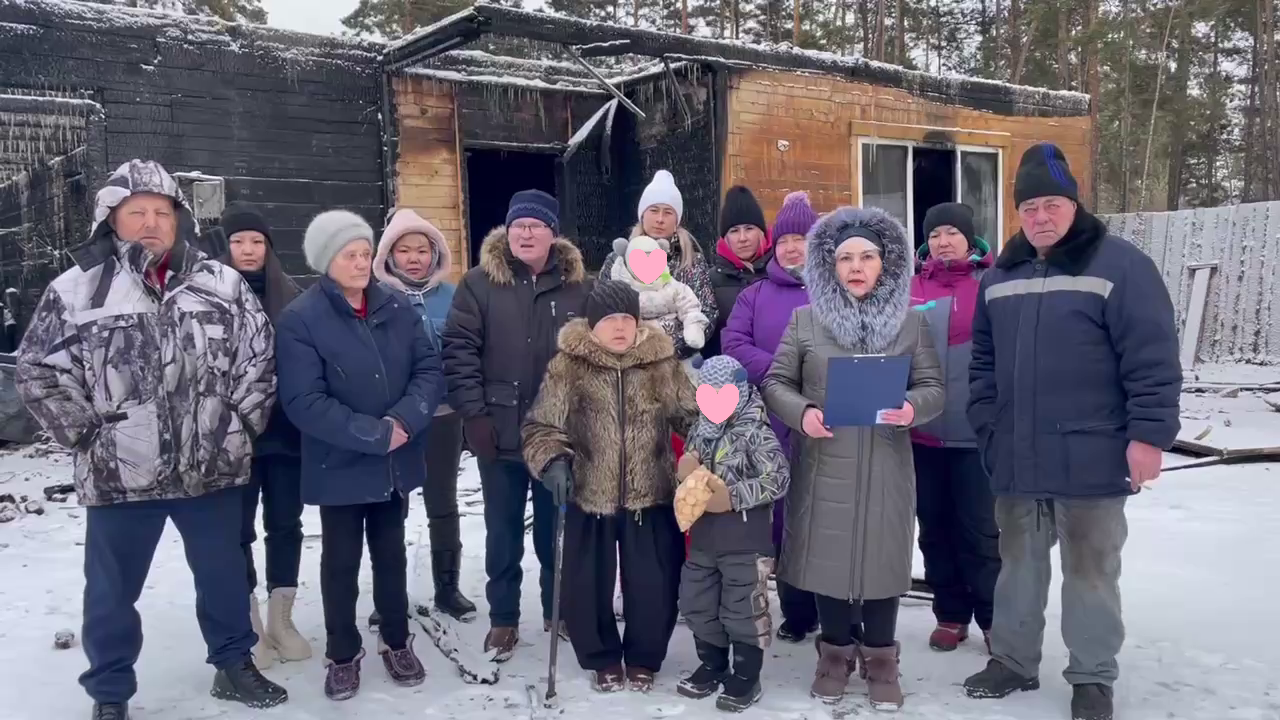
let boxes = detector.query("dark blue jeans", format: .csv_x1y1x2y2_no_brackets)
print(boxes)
479,458,555,627
80,487,254,704
239,454,304,591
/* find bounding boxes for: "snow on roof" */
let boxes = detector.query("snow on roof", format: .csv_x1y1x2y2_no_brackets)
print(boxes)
406,49,671,93
0,0,383,62
384,3,1091,117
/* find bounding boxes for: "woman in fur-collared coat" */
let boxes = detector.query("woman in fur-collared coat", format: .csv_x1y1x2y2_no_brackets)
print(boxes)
762,206,944,712
522,281,699,695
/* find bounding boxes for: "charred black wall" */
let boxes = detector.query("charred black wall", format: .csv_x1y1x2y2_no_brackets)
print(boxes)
0,0,385,277
615,66,720,253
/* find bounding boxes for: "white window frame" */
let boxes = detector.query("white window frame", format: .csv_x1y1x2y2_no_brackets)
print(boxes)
854,138,1003,251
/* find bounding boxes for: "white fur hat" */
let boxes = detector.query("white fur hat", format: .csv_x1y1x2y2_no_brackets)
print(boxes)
637,169,683,223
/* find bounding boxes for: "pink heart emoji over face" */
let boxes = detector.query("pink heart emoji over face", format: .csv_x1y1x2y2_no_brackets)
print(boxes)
627,248,668,284
695,383,740,424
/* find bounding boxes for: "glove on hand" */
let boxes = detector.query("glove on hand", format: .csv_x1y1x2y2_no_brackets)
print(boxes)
542,456,574,506
463,415,498,462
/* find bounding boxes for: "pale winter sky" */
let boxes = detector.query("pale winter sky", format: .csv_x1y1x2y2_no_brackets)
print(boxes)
259,0,546,37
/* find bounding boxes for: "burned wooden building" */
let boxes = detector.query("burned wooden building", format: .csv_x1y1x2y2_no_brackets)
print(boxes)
1,0,1091,312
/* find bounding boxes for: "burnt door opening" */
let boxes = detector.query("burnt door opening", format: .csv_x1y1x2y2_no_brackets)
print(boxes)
911,147,957,254
465,148,558,268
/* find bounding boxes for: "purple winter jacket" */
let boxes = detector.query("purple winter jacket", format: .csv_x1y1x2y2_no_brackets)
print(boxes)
721,257,810,549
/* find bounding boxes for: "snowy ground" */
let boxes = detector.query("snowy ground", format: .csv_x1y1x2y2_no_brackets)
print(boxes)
1,444,1279,719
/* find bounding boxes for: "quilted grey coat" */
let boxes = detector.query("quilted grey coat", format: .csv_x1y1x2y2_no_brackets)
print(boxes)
762,206,944,601
16,160,275,507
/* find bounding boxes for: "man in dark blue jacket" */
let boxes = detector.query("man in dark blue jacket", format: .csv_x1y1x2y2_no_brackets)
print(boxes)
963,144,1181,720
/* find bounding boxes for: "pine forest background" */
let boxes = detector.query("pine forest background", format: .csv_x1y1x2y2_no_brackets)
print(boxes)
94,0,1280,215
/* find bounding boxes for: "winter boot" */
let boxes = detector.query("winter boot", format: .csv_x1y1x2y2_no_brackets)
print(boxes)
431,549,477,622
210,657,289,709
324,649,365,701
543,618,569,641
483,626,519,663
1071,683,1115,720
861,644,904,711
928,622,969,652
266,587,312,662
677,638,730,699
810,641,857,703
627,666,656,693
716,643,764,713
378,633,426,687
592,664,626,693
963,659,1040,699
90,702,129,720
249,594,277,668
777,618,817,643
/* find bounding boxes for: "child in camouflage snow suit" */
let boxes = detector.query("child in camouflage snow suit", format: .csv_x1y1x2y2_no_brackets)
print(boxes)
676,354,790,712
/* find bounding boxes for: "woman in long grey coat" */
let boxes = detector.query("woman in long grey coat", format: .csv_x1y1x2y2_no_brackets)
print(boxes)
762,206,944,712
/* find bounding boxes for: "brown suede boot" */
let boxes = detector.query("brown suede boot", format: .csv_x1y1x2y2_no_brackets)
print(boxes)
861,644,904,711
810,642,857,703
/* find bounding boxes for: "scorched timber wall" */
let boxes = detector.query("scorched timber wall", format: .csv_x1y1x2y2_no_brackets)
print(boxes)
1103,202,1280,365
0,0,386,277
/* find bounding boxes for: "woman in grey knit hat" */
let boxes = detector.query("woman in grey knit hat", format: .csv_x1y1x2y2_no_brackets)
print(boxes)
274,210,446,701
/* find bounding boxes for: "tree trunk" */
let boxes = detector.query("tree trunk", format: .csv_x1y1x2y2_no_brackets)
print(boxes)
1010,13,1037,85
993,0,1003,76
1165,12,1192,211
875,0,886,61
1119,0,1132,211
793,0,800,43
1084,0,1100,211
858,0,870,55
896,0,905,64
1138,2,1177,211
1056,7,1071,90
682,0,688,33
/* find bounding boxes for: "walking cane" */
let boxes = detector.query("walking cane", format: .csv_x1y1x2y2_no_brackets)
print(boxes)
544,502,567,708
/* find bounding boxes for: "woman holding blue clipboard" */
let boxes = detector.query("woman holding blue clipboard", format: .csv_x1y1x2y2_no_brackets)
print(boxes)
762,206,944,713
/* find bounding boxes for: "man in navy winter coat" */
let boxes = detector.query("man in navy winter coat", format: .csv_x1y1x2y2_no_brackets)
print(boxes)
962,143,1181,720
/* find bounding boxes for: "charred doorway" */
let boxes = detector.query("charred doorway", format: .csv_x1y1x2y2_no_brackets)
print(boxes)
911,147,957,252
464,147,558,268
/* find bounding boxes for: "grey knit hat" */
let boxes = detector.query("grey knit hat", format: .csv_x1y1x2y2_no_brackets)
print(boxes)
304,210,374,273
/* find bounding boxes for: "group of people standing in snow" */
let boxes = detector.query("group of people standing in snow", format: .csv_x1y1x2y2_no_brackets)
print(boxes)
13,140,1181,720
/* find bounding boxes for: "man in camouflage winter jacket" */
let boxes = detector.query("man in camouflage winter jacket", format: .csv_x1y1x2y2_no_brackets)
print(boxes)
15,160,287,720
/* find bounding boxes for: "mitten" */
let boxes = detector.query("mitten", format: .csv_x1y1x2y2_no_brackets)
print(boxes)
683,321,705,349
705,474,732,513
677,450,703,481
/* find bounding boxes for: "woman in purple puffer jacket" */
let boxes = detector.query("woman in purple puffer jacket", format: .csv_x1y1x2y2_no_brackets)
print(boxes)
720,190,820,643
908,202,1001,655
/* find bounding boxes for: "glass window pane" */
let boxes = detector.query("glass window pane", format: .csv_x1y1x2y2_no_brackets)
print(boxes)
861,143,909,229
960,151,1000,245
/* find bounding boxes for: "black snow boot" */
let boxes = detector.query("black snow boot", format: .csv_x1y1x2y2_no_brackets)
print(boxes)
963,659,1040,699
677,638,730,699
1071,683,1114,720
776,619,815,643
432,549,477,622
716,643,764,713
368,609,381,629
210,657,289,709
90,702,129,720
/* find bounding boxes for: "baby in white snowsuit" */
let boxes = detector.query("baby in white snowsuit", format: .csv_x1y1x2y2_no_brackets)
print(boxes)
609,235,709,378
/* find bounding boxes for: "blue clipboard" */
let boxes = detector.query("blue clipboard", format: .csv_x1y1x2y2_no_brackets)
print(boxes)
822,355,911,427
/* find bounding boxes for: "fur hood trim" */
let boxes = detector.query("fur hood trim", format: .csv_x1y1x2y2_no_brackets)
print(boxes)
557,318,675,369
804,206,912,353
479,225,586,286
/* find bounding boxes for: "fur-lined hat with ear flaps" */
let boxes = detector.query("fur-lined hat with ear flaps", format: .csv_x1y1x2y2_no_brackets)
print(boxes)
803,206,912,354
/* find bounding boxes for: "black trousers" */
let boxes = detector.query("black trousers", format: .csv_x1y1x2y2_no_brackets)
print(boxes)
815,594,900,649
420,413,464,551
775,540,818,632
319,494,409,663
239,454,304,591
913,444,1001,629
561,504,684,672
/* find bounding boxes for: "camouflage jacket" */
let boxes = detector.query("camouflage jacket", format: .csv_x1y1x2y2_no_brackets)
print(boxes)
16,231,276,507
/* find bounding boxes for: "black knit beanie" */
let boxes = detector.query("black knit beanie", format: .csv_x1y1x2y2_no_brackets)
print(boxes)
220,202,272,245
718,185,767,239
922,203,975,247
586,280,641,329
1014,143,1079,205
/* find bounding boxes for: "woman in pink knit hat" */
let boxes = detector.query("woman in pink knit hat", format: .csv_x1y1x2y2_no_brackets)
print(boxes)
370,207,477,624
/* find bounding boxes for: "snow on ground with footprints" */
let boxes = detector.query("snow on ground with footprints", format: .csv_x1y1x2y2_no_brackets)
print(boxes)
1,412,1278,720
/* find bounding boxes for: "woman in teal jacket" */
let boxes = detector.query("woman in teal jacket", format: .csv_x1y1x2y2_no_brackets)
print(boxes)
372,208,477,621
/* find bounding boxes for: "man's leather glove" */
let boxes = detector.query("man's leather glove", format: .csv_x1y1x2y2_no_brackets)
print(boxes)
541,456,574,506
463,415,498,462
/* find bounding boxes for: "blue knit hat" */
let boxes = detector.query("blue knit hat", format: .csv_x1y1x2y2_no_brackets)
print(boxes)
506,189,560,234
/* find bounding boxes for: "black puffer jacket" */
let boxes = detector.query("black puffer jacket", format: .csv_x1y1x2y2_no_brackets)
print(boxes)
705,250,770,357
442,226,590,460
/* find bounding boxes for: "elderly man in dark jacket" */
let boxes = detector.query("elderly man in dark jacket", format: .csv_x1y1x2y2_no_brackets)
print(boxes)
963,144,1181,720
441,190,590,661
